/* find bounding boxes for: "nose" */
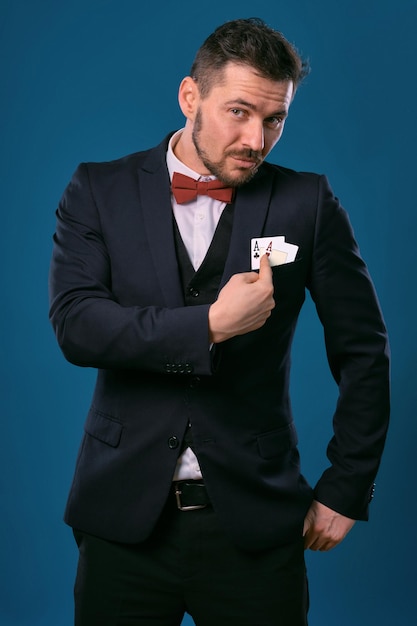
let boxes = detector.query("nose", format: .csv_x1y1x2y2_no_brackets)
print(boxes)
242,120,265,153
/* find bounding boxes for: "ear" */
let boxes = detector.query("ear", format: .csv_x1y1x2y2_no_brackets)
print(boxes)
178,76,200,121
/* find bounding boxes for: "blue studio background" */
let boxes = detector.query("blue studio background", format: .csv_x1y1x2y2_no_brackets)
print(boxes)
1,0,415,624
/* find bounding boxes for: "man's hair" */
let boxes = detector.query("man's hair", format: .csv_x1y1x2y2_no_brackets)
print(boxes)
190,17,310,98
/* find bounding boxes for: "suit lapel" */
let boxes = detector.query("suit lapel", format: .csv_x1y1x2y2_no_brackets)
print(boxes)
138,138,185,307
220,167,273,288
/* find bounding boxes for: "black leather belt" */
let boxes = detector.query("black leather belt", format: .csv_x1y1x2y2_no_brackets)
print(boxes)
173,481,210,511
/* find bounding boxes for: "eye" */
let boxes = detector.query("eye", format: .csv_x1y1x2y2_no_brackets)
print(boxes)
264,116,284,129
230,108,246,118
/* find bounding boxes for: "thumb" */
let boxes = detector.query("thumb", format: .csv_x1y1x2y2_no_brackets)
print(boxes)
303,515,311,537
303,503,316,536
258,253,273,281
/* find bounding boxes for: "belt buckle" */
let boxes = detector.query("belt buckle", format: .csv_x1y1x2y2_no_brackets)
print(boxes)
174,483,207,511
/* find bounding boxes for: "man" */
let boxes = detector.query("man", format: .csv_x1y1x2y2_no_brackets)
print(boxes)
49,17,390,626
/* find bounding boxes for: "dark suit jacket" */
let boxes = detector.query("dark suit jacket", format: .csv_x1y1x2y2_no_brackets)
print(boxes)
49,134,390,551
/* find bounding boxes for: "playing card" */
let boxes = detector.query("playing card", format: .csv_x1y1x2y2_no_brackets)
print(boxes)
251,236,298,270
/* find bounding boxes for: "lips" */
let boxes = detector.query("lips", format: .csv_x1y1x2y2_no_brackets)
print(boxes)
230,155,260,168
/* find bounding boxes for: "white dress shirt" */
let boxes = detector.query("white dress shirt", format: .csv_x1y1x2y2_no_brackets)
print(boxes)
166,130,228,480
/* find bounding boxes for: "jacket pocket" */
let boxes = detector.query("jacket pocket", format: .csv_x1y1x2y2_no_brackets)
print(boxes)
84,409,123,448
256,422,298,459
271,257,303,275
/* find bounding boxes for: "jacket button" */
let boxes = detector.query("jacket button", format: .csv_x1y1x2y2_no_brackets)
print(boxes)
168,436,179,449
189,287,200,297
369,483,376,501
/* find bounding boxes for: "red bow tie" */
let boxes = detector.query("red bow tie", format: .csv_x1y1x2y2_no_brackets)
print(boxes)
171,172,234,204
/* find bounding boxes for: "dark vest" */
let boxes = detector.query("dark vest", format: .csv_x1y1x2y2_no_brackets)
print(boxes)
173,202,234,451
173,203,234,305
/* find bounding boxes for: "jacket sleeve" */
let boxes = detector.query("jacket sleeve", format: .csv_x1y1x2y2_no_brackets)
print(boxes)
48,163,213,375
309,176,390,520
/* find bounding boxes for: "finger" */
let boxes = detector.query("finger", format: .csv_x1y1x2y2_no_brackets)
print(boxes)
303,532,316,550
306,532,342,551
302,517,311,537
302,524,315,549
258,253,273,281
305,533,326,551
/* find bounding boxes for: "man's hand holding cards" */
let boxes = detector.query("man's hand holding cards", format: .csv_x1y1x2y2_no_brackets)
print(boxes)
208,254,275,344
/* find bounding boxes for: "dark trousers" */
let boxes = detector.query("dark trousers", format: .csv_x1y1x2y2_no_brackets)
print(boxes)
73,495,309,626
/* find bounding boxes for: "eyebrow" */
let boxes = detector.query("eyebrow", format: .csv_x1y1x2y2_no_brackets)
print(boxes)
225,98,289,118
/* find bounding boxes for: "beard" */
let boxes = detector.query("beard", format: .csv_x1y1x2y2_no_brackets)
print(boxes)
191,108,263,187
